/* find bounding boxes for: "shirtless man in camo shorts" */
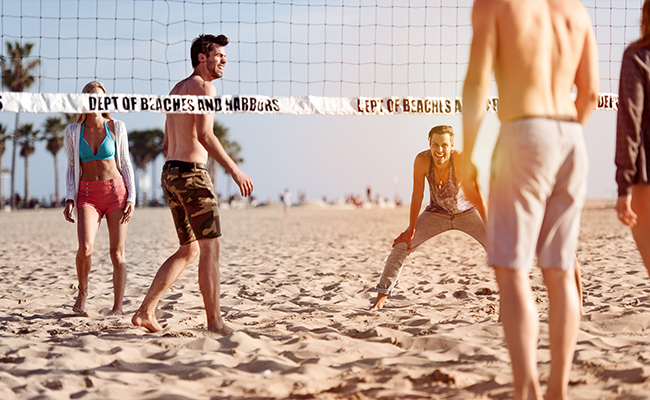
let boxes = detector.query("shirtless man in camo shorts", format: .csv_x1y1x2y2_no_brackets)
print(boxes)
132,34,253,335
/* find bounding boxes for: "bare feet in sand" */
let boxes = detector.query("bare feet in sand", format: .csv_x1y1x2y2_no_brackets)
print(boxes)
370,293,388,310
109,308,123,316
73,287,88,314
132,310,233,335
131,310,163,333
208,321,234,335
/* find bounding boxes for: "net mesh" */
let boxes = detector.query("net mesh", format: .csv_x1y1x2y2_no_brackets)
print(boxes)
0,0,643,108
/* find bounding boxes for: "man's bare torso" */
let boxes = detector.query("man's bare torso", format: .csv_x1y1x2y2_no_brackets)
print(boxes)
164,75,215,163
481,0,594,122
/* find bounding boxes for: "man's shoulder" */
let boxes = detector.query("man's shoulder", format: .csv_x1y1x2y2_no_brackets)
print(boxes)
549,0,590,22
416,149,430,159
451,150,465,166
473,0,507,12
473,0,506,5
414,150,431,168
170,76,216,96
471,0,502,30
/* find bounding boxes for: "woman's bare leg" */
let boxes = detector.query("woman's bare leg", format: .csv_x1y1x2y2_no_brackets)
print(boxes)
74,207,101,313
106,209,129,315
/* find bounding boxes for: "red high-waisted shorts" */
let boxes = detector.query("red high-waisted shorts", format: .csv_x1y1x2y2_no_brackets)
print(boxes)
77,177,127,218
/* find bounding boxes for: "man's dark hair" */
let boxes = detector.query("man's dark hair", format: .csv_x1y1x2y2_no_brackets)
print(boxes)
190,34,229,68
428,125,454,141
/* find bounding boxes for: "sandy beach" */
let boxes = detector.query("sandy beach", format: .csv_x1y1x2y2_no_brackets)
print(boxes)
0,199,649,399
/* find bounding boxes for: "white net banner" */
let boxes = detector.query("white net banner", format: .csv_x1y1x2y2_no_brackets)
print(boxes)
0,92,619,115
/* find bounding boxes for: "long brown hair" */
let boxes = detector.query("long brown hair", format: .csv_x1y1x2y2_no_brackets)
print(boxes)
632,0,650,51
74,81,112,124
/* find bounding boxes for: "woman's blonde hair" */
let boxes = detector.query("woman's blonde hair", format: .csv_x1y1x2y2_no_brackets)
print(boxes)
632,0,650,51
74,81,112,124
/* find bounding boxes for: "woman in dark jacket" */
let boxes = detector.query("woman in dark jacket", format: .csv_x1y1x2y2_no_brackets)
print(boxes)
616,0,650,274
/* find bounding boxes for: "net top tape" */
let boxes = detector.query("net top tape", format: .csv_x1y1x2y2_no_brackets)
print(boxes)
0,92,619,116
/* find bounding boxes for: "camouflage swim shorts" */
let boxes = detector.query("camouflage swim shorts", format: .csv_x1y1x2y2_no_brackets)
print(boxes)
161,161,221,245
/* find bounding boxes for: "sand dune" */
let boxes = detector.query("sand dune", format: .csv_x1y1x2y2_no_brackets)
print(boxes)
0,200,649,399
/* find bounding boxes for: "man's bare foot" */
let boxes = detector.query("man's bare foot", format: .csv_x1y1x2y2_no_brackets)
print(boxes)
132,309,163,333
370,293,388,310
109,308,123,316
208,320,234,335
73,287,88,314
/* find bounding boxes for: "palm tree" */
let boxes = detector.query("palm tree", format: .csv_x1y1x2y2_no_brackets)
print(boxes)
0,122,9,204
208,121,228,184
17,123,39,205
1,41,40,209
208,121,244,199
128,128,164,206
42,116,66,205
223,140,244,199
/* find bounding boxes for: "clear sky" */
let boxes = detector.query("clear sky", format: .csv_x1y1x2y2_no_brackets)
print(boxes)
0,0,640,205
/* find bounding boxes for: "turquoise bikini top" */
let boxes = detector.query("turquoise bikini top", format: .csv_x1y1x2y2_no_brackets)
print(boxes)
79,120,116,162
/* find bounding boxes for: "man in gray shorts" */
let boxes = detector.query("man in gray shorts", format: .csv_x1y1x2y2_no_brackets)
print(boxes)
461,1,599,399
132,34,253,335
370,125,487,310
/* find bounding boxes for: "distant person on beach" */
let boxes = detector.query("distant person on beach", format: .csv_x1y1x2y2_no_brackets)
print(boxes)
370,124,487,311
461,1,599,399
282,188,291,215
616,0,650,275
63,80,136,316
132,34,253,334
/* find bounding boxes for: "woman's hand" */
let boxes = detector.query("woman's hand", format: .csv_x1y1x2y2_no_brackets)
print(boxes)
616,194,637,227
121,201,134,224
63,201,75,223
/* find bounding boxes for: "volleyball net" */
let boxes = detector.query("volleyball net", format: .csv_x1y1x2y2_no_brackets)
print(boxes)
0,0,641,116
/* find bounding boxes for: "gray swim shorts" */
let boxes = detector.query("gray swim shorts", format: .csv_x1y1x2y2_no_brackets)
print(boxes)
487,118,587,270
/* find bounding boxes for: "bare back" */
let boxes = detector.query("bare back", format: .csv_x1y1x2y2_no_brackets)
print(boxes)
476,0,598,123
164,75,216,163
